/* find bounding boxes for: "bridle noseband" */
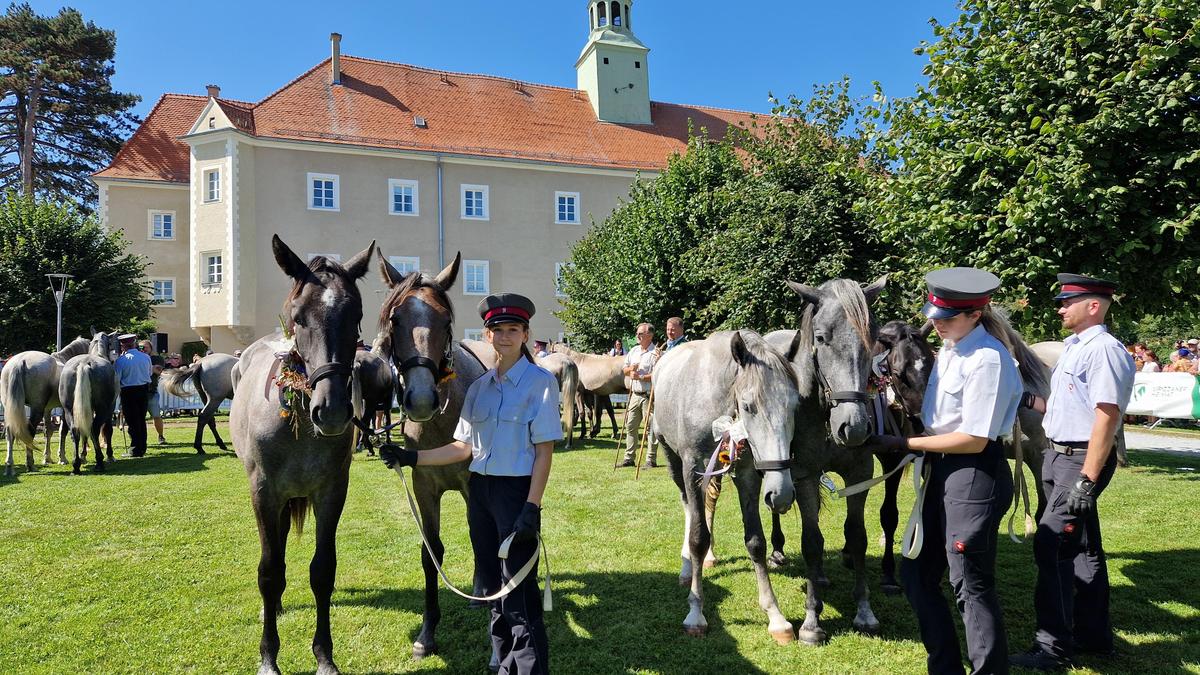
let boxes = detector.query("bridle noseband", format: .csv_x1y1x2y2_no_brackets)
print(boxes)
811,345,871,408
306,361,354,389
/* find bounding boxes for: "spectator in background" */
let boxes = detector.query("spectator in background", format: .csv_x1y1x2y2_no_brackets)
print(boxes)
1142,351,1161,373
534,340,550,358
607,339,625,357
138,340,167,446
1167,349,1197,374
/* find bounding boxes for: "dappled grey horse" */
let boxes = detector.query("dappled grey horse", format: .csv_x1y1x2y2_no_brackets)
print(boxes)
376,251,489,659
351,348,395,454
761,276,888,644
162,352,238,454
2,335,94,476
228,236,375,675
58,331,118,474
653,330,800,644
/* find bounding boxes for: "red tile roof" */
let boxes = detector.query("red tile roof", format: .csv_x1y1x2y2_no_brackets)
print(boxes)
96,55,763,183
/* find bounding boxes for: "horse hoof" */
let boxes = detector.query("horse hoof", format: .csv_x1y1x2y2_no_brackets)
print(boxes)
684,625,707,637
881,580,902,596
412,641,436,659
796,627,828,646
770,628,795,645
257,661,282,675
315,663,340,675
767,550,787,569
854,619,881,636
703,558,717,569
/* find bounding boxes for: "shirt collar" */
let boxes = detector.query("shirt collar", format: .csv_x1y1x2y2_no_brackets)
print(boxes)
1065,324,1107,346
489,355,531,386
946,324,987,353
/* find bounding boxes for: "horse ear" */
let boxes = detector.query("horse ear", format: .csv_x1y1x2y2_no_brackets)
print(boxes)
343,241,376,281
272,234,309,281
730,331,751,367
434,252,461,291
89,325,97,336
862,275,888,305
784,329,804,362
785,280,821,309
919,320,934,339
377,249,405,288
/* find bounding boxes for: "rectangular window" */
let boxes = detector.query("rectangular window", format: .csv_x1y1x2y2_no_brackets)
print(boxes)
151,278,176,306
149,210,176,240
555,262,572,298
203,169,220,202
388,256,420,276
388,179,419,216
307,172,340,211
463,259,490,296
555,191,580,224
464,328,484,341
202,252,223,285
461,184,489,220
307,253,341,263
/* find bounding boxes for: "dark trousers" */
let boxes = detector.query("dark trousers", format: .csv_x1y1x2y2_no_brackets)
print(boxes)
902,440,1013,675
120,385,150,456
467,473,548,675
1033,448,1117,658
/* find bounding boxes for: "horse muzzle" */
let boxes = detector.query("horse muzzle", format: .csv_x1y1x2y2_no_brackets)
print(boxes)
831,402,871,447
761,468,795,514
400,365,440,422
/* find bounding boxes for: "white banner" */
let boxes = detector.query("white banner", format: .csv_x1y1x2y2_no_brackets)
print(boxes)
1126,372,1200,419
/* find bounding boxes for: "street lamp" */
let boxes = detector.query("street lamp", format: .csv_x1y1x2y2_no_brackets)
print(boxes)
46,273,73,351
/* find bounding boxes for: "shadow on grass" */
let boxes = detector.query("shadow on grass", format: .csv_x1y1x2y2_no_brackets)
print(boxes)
340,570,772,674
1123,450,1200,481
96,449,229,476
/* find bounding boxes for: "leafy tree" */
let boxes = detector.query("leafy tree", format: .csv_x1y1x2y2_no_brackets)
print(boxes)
868,0,1200,339
0,193,151,354
0,3,139,204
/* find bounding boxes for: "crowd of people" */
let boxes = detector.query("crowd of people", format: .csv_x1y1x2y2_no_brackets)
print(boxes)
1127,339,1200,374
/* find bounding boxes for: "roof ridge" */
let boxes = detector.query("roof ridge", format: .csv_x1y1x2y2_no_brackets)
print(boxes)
338,54,587,95
255,58,332,108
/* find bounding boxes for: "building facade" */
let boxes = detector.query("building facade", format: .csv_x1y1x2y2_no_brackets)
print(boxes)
94,1,756,354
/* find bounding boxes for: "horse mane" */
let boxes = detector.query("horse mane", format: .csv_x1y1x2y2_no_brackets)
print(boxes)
980,306,1050,397
281,256,364,332
377,271,455,333
52,336,91,361
731,331,797,409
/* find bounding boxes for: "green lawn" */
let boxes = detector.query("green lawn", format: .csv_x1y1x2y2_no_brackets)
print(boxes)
1,416,1198,674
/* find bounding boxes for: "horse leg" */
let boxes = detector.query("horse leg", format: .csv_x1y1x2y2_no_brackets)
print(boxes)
733,470,794,644
43,409,54,466
310,477,348,675
879,464,903,595
58,411,69,464
768,513,787,569
413,482,444,658
208,410,228,451
103,420,114,462
25,407,42,472
192,408,207,454
254,494,289,675
796,477,828,645
703,474,721,568
681,475,710,636
92,414,106,472
5,427,15,477
605,398,619,439
842,463,880,635
71,423,83,475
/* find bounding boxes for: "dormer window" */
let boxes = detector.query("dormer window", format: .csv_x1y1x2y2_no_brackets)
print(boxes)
208,117,215,129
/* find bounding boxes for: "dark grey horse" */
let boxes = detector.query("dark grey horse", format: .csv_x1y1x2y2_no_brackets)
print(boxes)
376,251,489,659
2,335,94,475
228,236,374,675
763,276,888,644
653,330,801,644
58,331,118,474
351,348,395,455
162,352,238,454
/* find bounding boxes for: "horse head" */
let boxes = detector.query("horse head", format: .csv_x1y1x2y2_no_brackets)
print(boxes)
786,275,887,447
876,319,935,427
378,251,460,422
273,234,375,437
88,329,116,361
730,330,798,514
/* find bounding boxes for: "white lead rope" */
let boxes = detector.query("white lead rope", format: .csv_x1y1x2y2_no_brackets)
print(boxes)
901,454,929,559
393,465,553,611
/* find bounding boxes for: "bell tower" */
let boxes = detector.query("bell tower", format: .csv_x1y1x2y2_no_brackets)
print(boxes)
575,1,651,125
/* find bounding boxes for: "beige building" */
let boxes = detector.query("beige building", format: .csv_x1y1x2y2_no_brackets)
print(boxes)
94,1,756,354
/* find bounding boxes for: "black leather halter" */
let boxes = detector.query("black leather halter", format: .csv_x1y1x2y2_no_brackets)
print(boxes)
754,458,792,472
811,346,870,408
397,355,441,375
306,361,353,389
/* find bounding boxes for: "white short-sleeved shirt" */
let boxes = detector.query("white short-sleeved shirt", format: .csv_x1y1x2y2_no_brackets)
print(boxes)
623,344,658,394
1043,325,1136,443
453,357,563,476
114,349,153,387
921,325,1023,439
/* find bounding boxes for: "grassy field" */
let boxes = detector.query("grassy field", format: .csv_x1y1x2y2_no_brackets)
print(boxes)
1,416,1198,674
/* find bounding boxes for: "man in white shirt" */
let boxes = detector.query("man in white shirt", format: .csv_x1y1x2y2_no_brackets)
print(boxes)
619,323,658,468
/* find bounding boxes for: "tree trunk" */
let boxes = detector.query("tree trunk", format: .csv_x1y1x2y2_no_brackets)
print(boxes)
20,74,41,196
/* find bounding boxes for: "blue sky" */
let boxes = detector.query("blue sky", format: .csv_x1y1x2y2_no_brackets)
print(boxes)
27,1,960,120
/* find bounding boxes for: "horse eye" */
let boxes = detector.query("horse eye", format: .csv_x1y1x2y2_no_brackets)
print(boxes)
814,334,827,345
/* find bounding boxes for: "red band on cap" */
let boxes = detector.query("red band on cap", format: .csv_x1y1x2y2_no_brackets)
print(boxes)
1061,283,1112,295
484,306,530,322
928,293,989,310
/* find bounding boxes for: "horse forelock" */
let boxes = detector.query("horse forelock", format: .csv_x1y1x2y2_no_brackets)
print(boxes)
281,256,363,332
732,332,798,412
825,278,876,351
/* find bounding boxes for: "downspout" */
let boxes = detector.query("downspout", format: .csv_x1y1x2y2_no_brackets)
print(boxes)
437,154,445,269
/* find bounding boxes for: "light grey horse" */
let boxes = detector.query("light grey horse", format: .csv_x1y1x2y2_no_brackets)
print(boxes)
58,331,118,474
376,252,490,659
653,330,801,644
2,335,94,476
350,348,395,455
228,236,375,675
535,352,580,448
762,276,888,644
162,353,238,454
551,343,624,437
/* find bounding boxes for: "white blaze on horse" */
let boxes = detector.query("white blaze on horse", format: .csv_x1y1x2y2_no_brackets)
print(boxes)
653,330,800,645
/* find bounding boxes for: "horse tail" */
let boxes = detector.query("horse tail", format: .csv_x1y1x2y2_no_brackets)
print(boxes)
351,360,365,422
560,361,579,446
1,363,34,446
73,361,98,451
162,362,201,399
288,497,308,538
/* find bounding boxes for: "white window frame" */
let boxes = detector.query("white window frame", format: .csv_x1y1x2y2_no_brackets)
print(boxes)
201,251,223,286
388,255,421,276
461,184,490,221
388,179,420,216
463,259,490,296
555,262,572,298
307,172,340,212
150,277,176,306
203,168,221,203
555,191,580,224
463,328,484,341
307,253,341,263
148,210,176,240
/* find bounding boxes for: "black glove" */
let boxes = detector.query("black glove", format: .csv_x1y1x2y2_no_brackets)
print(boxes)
510,502,542,545
1066,474,1098,517
379,443,418,470
867,434,909,453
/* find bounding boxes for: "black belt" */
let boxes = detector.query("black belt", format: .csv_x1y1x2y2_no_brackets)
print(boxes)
1050,440,1087,455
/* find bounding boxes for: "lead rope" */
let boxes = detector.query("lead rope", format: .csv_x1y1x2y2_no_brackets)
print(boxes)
1006,416,1035,544
392,464,552,611
901,454,929,559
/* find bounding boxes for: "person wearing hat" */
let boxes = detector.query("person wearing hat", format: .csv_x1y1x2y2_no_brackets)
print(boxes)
1009,274,1135,671
870,267,1022,675
533,339,550,358
380,293,562,674
114,333,154,457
